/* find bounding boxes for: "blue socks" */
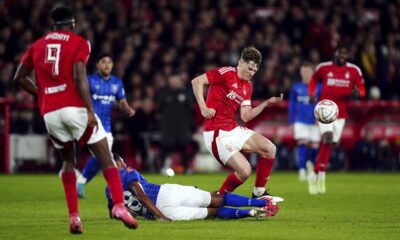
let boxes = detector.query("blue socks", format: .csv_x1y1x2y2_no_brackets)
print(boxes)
297,144,308,169
81,156,100,183
216,207,251,219
223,193,267,207
309,147,319,164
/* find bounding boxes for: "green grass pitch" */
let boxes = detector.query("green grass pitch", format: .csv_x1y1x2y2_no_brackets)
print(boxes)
0,172,399,240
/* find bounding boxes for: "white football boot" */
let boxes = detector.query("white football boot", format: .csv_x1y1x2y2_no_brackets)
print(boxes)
306,161,318,195
299,168,307,182
317,171,326,194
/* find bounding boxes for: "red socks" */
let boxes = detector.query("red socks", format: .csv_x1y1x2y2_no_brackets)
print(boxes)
103,167,124,204
314,143,332,173
61,172,78,215
255,157,275,187
218,173,244,194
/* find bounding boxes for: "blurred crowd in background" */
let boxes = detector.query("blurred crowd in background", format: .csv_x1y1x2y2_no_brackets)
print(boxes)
0,0,399,172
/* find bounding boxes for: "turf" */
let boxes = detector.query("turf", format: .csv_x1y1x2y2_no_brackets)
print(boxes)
0,172,399,240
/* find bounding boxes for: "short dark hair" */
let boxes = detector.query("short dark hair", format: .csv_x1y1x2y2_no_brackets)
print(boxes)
240,47,262,67
301,61,314,69
334,43,350,52
96,53,114,63
50,6,74,26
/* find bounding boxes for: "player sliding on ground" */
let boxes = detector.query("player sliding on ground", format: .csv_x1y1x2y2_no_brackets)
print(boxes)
106,155,283,221
14,6,137,234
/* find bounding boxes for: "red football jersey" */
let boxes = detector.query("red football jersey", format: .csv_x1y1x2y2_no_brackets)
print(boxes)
308,61,366,119
204,66,252,131
21,30,91,115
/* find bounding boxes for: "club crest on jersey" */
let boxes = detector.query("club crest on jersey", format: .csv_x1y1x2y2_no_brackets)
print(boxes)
327,72,333,77
111,84,119,93
345,71,350,79
95,85,100,89
232,83,238,89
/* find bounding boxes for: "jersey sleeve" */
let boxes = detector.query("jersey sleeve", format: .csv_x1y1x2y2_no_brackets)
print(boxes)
354,69,366,97
20,45,34,69
241,83,252,106
74,39,91,66
205,67,227,85
125,169,141,186
116,79,126,100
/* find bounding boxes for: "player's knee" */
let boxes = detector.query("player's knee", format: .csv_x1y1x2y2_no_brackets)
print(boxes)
236,166,251,179
263,143,276,157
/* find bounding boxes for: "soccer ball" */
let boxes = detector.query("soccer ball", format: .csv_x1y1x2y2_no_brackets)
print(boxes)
314,99,338,124
123,191,144,217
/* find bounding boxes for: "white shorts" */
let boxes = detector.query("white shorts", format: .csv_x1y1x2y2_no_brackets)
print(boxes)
156,184,211,221
43,107,107,149
294,122,321,142
318,118,346,143
203,126,255,165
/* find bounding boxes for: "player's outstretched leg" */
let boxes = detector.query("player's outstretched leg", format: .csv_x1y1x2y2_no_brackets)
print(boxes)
89,138,138,229
77,156,100,198
297,144,308,182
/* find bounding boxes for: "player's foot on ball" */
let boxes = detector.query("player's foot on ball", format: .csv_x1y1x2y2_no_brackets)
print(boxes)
111,203,139,229
77,183,86,199
69,212,83,234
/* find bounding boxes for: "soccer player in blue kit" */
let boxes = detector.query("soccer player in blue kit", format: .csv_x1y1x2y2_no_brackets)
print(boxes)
77,53,134,198
289,62,321,186
106,155,282,221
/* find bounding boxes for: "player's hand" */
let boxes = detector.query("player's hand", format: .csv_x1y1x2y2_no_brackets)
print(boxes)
309,95,316,103
200,107,216,119
266,93,284,105
126,107,135,117
157,216,172,222
352,87,360,97
87,110,98,131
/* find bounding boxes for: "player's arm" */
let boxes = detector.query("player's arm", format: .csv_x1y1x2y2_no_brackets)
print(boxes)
288,88,296,125
240,93,284,123
74,61,97,128
353,70,366,98
129,182,171,222
191,73,215,119
14,63,37,95
308,69,321,103
117,98,135,117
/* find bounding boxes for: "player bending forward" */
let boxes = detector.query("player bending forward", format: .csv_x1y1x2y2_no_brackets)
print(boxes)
106,155,283,221
192,46,283,198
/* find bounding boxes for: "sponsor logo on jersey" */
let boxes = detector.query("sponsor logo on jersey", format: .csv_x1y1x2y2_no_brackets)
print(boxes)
44,84,67,94
226,90,244,104
92,94,116,104
327,78,350,87
111,84,119,94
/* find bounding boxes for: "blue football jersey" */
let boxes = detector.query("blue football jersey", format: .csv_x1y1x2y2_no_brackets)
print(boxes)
88,72,126,132
289,82,322,124
105,168,160,219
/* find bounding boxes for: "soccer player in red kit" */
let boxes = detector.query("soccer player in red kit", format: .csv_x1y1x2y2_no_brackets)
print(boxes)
192,47,284,199
308,43,366,194
13,6,138,234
